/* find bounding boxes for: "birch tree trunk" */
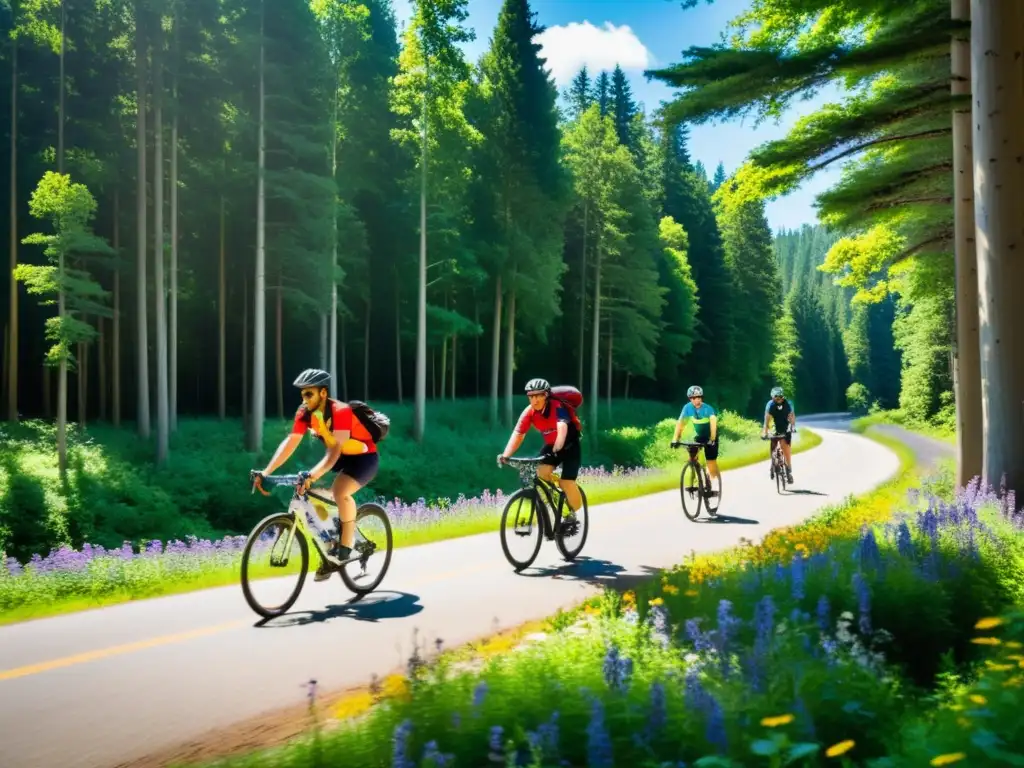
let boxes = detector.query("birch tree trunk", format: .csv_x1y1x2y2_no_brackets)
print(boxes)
606,320,613,419
489,275,502,425
970,0,1024,495
169,10,179,432
218,194,226,419
329,85,339,390
242,275,249,421
135,0,150,438
413,67,429,442
153,23,169,465
113,191,121,427
589,244,602,434
248,0,267,452
577,201,587,387
502,285,516,428
951,0,982,487
6,36,17,422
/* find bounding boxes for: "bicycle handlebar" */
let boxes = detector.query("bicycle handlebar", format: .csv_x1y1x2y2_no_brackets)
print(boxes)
761,427,797,441
249,469,311,496
500,456,547,466
671,441,711,449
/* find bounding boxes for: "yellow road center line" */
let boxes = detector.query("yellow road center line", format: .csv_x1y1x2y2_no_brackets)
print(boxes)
0,562,494,682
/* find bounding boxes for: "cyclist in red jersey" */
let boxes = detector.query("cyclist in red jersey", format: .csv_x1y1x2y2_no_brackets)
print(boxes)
497,377,583,527
254,368,379,581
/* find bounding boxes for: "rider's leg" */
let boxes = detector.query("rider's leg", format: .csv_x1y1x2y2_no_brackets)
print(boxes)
315,455,378,579
332,472,362,551
782,433,793,468
557,442,583,515
703,439,720,480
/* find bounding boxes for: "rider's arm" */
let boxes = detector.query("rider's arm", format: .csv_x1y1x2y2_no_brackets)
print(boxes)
308,430,344,483
261,434,302,476
672,402,693,442
502,408,532,457
552,405,570,452
709,413,718,442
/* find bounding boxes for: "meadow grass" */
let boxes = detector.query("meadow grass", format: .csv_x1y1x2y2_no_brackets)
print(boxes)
188,428,1024,768
0,426,822,626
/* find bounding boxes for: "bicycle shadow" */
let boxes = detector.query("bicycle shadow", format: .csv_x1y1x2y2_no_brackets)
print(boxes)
783,489,829,497
515,557,664,593
253,590,424,629
694,513,759,525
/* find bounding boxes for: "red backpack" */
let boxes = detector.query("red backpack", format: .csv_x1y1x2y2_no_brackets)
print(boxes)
550,385,584,434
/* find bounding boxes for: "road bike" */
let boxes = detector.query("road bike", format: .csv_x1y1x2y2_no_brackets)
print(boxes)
240,470,394,619
497,456,590,572
762,427,796,494
670,441,722,520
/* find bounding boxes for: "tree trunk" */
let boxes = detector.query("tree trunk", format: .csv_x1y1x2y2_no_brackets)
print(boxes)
6,38,17,423
589,244,602,434
577,201,588,387
970,0,1024,495
242,275,249,421
57,284,67,481
395,276,403,403
135,1,150,439
451,334,458,400
113,191,121,427
329,83,339,390
606,319,613,419
99,315,107,421
78,332,87,426
249,0,267,452
340,319,349,401
474,299,480,398
169,14,179,433
951,0,983,487
413,68,429,442
625,371,631,400
319,314,328,369
440,335,448,402
503,284,516,428
363,299,371,399
431,347,436,400
489,275,502,425
275,275,283,419
218,194,226,419
153,25,169,466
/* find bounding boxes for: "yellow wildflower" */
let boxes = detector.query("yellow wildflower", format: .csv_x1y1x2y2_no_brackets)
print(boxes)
957,717,971,729
685,589,699,597
930,753,966,766
333,691,374,721
971,637,1001,646
1005,654,1024,661
968,694,987,705
974,617,1004,630
1006,641,1023,649
623,590,637,605
649,597,664,607
760,714,795,728
986,663,1014,672
663,584,680,596
825,740,855,758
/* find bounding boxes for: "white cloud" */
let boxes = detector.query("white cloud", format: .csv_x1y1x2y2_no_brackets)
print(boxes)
536,21,655,87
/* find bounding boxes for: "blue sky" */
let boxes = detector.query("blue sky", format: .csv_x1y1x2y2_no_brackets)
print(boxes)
391,0,847,232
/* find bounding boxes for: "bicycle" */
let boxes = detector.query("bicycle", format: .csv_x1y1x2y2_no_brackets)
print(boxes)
497,456,590,572
762,427,796,494
670,441,722,520
241,470,394,619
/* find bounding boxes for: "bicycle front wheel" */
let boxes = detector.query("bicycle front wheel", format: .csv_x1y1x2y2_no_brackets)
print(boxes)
240,512,310,619
500,489,544,572
679,461,703,521
776,457,786,494
556,486,589,561
340,503,394,597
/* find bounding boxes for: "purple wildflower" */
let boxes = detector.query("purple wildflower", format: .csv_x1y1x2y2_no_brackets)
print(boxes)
852,573,871,635
392,719,414,768
489,725,504,753
685,618,714,653
715,599,740,676
858,528,881,571
791,552,806,600
602,641,633,692
704,696,727,754
896,521,914,559
816,595,830,633
586,697,614,768
422,740,452,767
472,681,488,710
649,682,667,732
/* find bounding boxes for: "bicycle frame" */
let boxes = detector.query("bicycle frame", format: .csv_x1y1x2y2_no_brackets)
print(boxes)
504,458,570,538
251,473,360,568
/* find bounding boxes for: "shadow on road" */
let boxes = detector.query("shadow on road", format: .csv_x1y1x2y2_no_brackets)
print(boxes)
516,556,663,592
784,488,829,497
254,590,424,629
694,513,759,525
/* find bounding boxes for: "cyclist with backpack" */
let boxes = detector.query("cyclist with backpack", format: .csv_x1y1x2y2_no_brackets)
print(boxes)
498,378,584,528
254,368,385,581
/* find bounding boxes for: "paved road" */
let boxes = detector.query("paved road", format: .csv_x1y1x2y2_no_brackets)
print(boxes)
0,415,901,768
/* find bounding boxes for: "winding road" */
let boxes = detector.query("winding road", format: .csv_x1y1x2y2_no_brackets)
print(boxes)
0,415,949,768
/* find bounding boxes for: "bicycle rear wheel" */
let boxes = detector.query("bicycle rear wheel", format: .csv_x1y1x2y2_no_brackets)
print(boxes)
240,512,310,619
500,489,544,571
679,461,703,521
776,455,786,494
340,503,394,596
555,487,589,561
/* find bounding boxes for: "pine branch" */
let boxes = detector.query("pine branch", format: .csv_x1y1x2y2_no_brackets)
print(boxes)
806,128,951,171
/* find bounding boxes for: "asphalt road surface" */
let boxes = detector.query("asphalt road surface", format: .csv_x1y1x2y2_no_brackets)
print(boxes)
0,414,919,768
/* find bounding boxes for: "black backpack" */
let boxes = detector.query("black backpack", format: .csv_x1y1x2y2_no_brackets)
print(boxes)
347,400,390,443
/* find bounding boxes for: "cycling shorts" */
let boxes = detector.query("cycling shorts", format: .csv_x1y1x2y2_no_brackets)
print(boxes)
329,452,379,486
694,435,719,461
768,432,792,446
540,440,582,481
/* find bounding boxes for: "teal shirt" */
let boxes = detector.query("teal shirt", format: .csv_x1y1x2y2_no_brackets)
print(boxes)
680,401,716,441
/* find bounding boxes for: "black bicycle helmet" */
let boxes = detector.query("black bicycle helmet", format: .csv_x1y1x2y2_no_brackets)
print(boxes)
293,368,331,388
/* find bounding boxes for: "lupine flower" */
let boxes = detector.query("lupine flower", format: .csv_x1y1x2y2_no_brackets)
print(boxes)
816,596,830,634
852,573,871,635
586,697,614,768
602,641,633,692
649,681,667,733
392,719,414,768
791,552,806,600
422,740,451,767
715,599,741,676
896,520,914,558
472,681,488,710
685,618,714,652
488,725,504,754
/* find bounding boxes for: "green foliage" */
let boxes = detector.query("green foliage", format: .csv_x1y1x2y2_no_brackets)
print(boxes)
846,381,870,414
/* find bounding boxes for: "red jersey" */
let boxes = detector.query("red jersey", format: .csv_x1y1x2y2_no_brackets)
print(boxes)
291,398,378,453
515,401,580,446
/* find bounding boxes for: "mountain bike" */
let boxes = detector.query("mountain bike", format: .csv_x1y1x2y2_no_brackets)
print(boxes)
241,470,394,619
497,456,590,572
670,441,722,521
762,427,796,494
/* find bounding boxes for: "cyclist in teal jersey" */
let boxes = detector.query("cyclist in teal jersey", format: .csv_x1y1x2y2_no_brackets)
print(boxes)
670,384,720,481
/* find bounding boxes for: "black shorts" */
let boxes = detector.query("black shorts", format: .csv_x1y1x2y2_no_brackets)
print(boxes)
540,440,582,481
769,432,792,446
329,452,379,486
695,436,719,461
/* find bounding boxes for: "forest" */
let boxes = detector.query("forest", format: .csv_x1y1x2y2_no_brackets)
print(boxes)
0,0,984,557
